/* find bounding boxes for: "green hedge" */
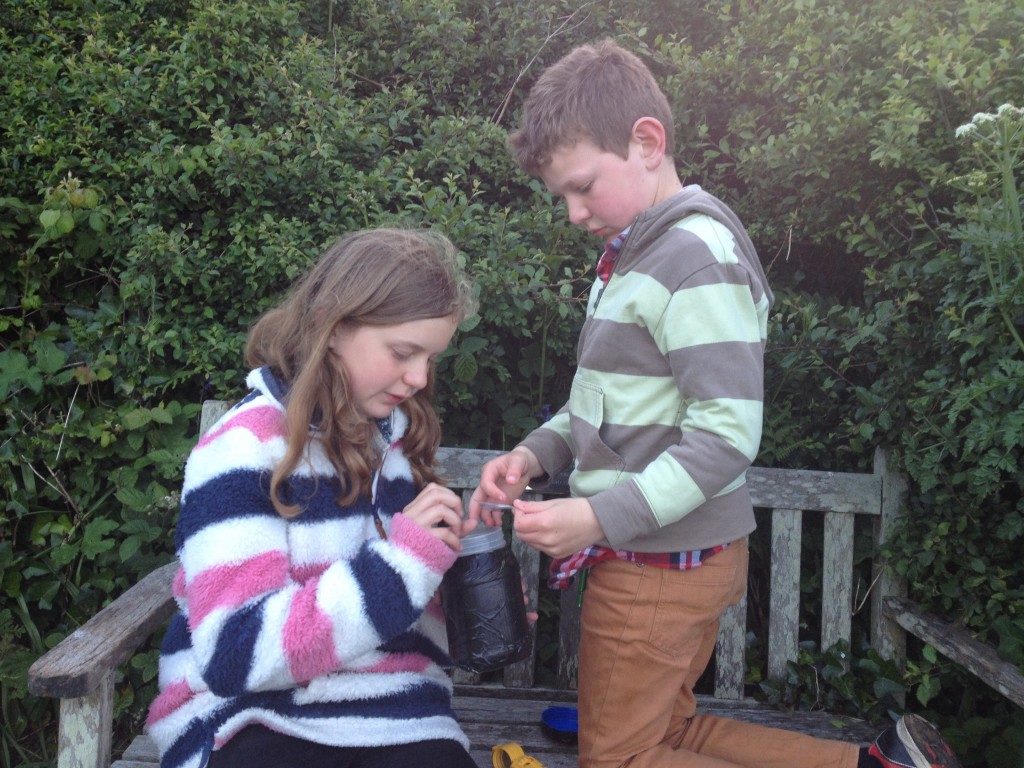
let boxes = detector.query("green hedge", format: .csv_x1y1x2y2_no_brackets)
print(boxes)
1,1,1021,765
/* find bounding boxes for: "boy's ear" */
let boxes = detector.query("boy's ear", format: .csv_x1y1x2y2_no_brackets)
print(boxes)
632,117,667,166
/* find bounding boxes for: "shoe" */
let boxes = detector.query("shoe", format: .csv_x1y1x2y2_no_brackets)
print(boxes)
869,713,963,768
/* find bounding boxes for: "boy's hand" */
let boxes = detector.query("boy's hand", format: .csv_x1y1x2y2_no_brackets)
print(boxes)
511,497,603,560
465,447,540,531
402,482,466,551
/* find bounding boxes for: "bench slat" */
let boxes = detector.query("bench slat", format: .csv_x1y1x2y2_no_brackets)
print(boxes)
436,446,506,488
822,511,856,653
555,591,581,690
768,508,802,680
747,467,881,515
714,596,747,700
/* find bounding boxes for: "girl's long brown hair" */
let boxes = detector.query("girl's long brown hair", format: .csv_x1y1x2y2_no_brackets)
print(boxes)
245,228,477,517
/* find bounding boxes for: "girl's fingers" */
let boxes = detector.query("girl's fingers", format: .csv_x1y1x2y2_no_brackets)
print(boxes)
427,525,462,551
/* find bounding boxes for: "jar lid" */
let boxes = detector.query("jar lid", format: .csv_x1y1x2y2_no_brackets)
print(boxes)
458,525,506,556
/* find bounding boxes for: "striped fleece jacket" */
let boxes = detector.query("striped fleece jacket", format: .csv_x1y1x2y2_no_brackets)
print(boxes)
518,186,774,553
147,367,467,768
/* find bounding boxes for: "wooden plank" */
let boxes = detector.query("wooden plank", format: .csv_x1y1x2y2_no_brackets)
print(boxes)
435,449,884,518
28,562,178,699
58,672,113,768
200,399,232,434
118,732,158,763
768,508,802,681
115,690,878,768
715,596,747,700
556,589,580,690
455,688,879,744
871,448,908,665
436,446,506,488
821,511,854,654
883,597,1024,709
747,466,881,515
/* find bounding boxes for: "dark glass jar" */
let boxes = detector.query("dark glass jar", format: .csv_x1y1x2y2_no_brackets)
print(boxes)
441,526,531,672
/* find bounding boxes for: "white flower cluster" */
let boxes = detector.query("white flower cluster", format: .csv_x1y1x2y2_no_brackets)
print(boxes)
955,103,1024,140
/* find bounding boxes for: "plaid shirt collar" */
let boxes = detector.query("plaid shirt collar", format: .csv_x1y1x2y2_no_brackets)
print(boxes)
595,227,630,283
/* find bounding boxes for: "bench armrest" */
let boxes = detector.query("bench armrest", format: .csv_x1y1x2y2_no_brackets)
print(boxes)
28,561,178,699
883,596,1024,709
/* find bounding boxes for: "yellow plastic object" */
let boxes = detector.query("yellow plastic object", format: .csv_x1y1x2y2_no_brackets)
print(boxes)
492,742,546,768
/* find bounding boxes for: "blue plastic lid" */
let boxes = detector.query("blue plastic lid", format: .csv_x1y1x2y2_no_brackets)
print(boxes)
540,706,578,744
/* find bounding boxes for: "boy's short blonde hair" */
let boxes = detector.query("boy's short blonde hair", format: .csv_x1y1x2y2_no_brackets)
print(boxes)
509,39,675,175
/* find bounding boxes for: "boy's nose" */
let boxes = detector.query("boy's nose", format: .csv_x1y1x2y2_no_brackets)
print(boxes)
566,197,590,226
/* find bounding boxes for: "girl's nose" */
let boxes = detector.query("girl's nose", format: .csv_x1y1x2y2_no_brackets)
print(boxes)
403,360,429,390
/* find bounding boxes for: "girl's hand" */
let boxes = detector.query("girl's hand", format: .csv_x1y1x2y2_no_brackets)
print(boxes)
402,482,465,551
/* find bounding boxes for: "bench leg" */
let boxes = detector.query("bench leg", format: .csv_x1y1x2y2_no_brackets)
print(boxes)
59,671,113,768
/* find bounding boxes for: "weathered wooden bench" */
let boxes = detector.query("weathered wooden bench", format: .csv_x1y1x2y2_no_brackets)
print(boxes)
29,399,1021,768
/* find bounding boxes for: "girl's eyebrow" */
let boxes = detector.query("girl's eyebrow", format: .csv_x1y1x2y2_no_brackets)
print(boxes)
393,338,445,356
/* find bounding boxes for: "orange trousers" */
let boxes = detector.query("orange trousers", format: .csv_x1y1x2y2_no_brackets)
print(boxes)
576,539,862,768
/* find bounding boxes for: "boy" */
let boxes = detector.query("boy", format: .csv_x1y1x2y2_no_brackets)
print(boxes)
469,39,961,768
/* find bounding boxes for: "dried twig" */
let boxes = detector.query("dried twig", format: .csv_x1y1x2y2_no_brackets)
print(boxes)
491,3,596,126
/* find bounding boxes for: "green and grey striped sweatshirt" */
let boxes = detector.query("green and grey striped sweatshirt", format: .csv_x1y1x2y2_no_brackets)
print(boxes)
518,186,774,553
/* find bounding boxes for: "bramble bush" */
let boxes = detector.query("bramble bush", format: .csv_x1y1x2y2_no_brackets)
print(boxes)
1,0,1021,765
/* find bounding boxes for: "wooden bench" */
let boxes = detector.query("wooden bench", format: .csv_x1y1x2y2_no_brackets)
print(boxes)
26,400,943,767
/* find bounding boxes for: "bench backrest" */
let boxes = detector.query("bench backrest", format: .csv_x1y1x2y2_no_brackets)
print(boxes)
201,400,906,700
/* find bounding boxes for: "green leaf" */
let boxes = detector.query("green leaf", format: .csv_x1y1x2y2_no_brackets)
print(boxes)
50,541,80,568
149,407,175,425
34,339,67,374
992,615,1024,664
872,677,906,699
57,210,75,234
458,335,490,355
120,536,142,562
915,674,941,706
121,408,153,431
0,350,41,396
452,352,478,382
116,486,156,511
82,519,119,559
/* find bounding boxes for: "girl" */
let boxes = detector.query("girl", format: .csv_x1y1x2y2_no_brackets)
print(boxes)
147,228,479,768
